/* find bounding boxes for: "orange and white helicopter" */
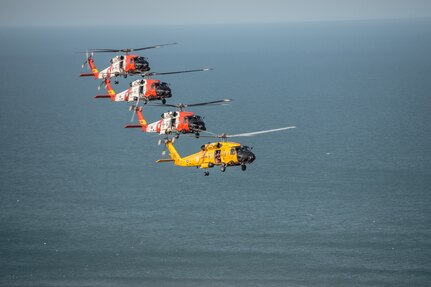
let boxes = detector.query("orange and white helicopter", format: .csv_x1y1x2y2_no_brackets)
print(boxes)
156,126,296,176
94,68,212,105
79,43,177,80
124,99,232,138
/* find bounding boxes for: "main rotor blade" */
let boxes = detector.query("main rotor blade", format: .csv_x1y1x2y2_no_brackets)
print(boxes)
132,42,178,51
90,43,178,53
145,68,213,77
185,99,232,107
89,49,121,53
226,126,296,138
146,103,178,108
146,99,232,109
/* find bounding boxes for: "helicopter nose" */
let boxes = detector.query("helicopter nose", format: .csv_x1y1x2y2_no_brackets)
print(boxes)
157,87,172,98
193,122,206,131
247,152,256,163
249,152,256,163
237,150,256,164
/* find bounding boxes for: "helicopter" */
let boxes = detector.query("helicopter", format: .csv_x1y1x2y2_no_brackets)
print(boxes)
156,126,296,176
79,43,177,80
124,99,232,138
94,68,212,105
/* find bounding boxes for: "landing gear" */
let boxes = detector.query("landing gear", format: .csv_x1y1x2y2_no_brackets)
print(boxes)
241,164,247,171
220,165,226,172
204,171,210,176
162,98,166,104
195,132,200,138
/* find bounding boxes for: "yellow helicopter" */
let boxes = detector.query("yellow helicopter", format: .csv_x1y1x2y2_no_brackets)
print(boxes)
156,126,296,175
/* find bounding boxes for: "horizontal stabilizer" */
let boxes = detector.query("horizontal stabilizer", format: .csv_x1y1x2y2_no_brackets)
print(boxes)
124,124,142,128
79,73,94,77
156,159,174,163
94,95,111,99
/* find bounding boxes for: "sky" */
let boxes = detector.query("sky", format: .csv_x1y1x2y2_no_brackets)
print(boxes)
1,0,431,27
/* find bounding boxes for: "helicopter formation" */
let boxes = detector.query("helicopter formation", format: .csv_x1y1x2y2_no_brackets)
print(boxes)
80,43,295,176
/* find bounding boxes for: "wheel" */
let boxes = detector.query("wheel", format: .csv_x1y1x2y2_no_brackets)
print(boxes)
204,171,209,176
162,98,166,104
195,132,200,138
220,165,226,172
175,134,179,139
241,164,247,171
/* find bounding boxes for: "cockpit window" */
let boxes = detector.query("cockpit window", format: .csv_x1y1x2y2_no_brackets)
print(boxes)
235,146,250,153
230,148,235,155
135,57,145,63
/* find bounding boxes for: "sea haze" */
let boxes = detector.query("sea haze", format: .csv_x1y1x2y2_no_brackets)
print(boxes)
0,19,430,287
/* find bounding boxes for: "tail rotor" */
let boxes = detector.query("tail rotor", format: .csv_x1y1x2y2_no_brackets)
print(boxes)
158,137,175,156
97,80,106,91
81,50,93,69
130,96,141,122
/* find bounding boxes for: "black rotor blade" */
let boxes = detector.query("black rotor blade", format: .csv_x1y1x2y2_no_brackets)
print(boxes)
90,43,178,54
184,99,232,107
145,99,232,109
146,68,213,77
182,133,217,139
145,103,179,108
131,42,178,51
90,49,121,53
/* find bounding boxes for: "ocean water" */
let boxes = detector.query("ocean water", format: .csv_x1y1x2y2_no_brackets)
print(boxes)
0,19,431,286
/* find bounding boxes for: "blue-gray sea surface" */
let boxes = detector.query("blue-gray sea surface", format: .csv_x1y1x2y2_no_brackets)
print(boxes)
1,19,431,286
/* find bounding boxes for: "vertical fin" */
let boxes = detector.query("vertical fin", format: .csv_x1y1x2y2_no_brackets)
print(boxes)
104,79,116,101
166,140,181,161
136,107,148,132
88,57,100,79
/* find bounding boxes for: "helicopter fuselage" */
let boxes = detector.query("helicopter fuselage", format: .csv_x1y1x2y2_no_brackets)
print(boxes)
131,109,206,136
161,141,256,171
87,54,150,79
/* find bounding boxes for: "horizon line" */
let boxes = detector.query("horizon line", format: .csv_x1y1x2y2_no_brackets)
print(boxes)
1,16,430,28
